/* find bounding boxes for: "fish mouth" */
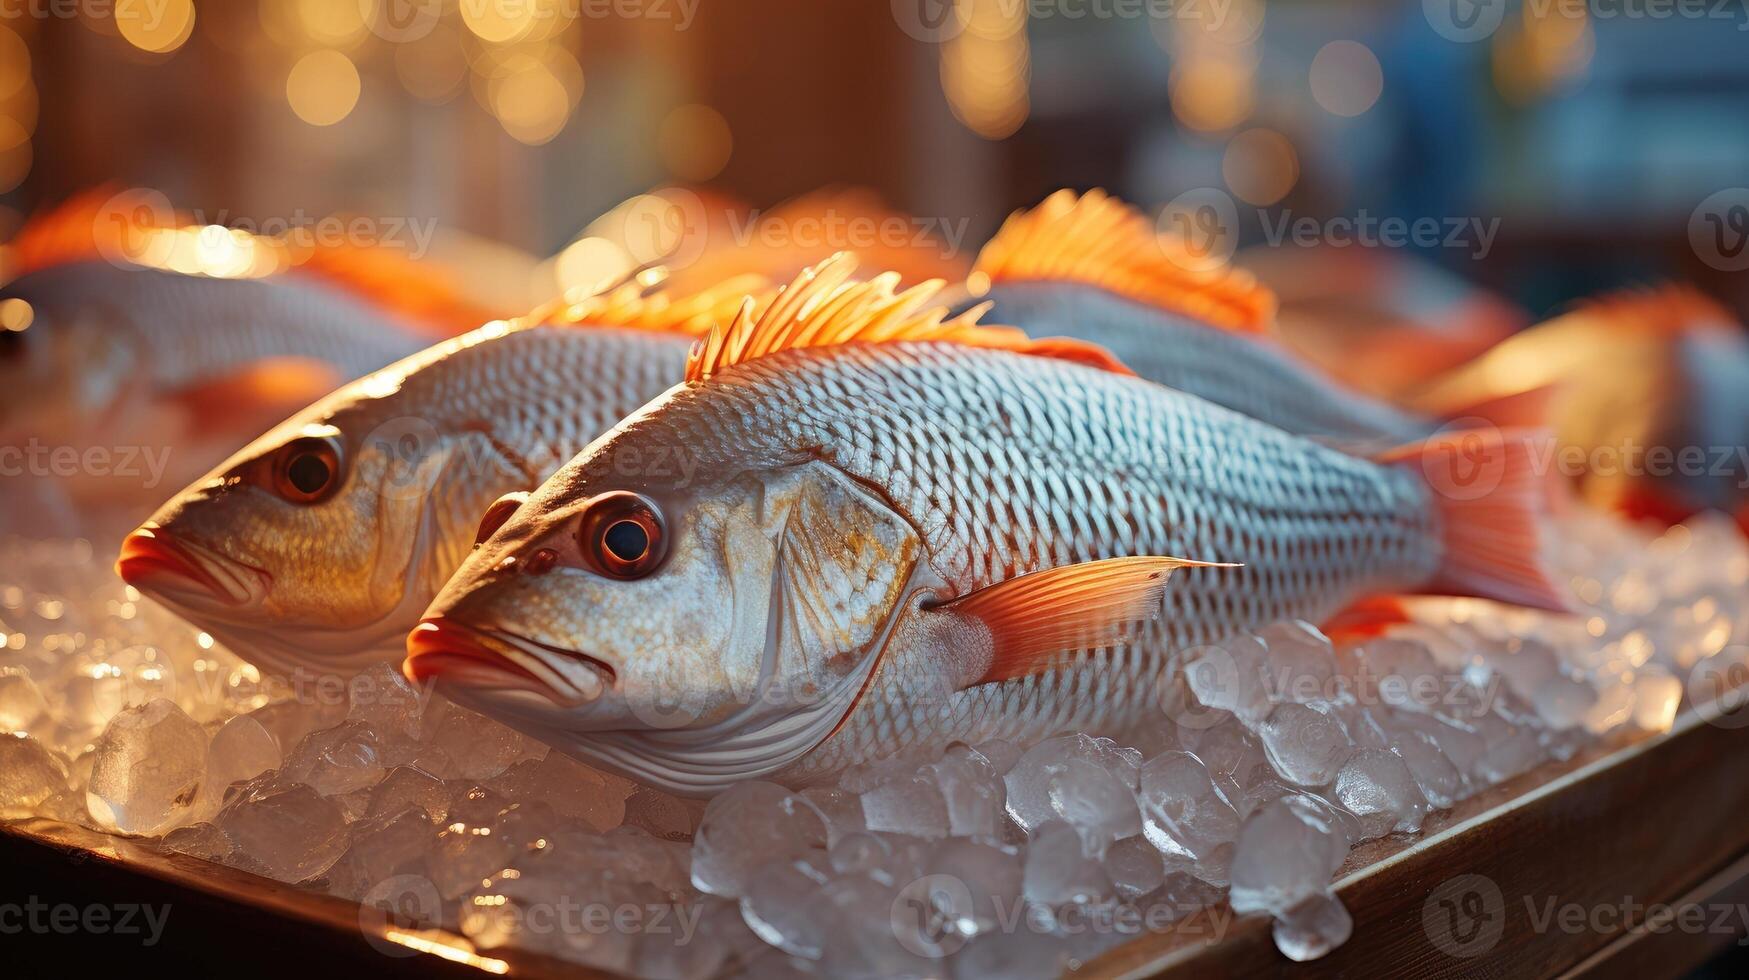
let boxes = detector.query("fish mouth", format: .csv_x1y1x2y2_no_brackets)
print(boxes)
116,525,269,609
404,617,616,709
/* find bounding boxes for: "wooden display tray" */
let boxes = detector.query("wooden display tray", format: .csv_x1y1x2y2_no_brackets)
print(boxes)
4,707,1746,978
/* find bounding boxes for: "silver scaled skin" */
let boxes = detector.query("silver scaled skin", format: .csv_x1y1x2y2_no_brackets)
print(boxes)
420,341,1446,796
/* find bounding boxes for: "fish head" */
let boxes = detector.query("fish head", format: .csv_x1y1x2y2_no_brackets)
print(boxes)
409,410,931,794
119,387,525,676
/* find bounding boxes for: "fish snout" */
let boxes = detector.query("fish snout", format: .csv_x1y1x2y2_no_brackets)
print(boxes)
116,524,267,608
405,616,615,709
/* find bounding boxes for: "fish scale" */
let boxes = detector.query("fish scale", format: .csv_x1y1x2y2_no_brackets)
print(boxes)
973,281,1439,447
545,341,1443,779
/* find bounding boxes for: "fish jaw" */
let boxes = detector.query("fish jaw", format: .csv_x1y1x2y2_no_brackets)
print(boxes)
116,524,270,611
405,616,612,708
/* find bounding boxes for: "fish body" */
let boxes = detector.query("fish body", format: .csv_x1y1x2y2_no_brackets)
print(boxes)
407,257,1557,795
118,308,703,678
976,281,1438,445
963,191,1456,448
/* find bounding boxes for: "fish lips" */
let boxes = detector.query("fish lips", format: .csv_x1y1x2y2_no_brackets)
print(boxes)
116,526,270,611
404,616,616,711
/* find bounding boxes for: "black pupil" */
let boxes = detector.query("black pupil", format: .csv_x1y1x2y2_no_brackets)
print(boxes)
603,519,649,562
287,451,331,494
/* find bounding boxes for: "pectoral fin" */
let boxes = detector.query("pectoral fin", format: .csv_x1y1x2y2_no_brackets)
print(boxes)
943,555,1238,686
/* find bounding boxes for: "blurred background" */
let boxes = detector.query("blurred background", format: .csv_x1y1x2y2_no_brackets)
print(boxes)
3,0,1749,318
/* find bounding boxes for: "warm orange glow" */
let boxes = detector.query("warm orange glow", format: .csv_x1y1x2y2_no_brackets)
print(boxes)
396,24,468,104
0,27,29,101
286,50,362,126
1493,3,1593,104
296,0,370,48
0,118,28,195
488,60,573,145
116,0,195,54
941,0,1029,139
462,0,540,44
1170,57,1254,133
1222,128,1299,206
657,104,732,182
554,237,634,295
380,930,509,974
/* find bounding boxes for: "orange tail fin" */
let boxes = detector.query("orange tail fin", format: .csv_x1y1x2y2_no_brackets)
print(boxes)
1377,428,1570,612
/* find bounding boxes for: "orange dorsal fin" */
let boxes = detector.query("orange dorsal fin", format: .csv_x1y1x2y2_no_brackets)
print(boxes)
1568,284,1737,338
685,252,1133,382
531,271,773,338
971,188,1277,334
941,555,1240,686
5,186,169,278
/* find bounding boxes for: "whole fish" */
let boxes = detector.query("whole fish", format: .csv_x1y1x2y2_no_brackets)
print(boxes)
958,190,1538,448
1412,286,1749,529
0,191,499,532
116,276,762,678
406,254,1563,796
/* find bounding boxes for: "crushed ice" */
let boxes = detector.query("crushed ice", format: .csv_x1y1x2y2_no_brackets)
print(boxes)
1,510,1747,975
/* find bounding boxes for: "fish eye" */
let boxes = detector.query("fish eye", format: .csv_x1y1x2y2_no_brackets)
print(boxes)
474,492,528,547
578,491,666,579
270,435,344,504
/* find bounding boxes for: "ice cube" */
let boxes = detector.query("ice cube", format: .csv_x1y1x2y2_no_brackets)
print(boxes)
1138,750,1240,864
814,874,939,978
216,782,349,882
0,667,49,729
928,836,1024,937
927,747,1006,838
951,928,1073,980
86,698,209,835
798,785,869,846
485,752,634,831
1272,891,1354,962
1258,620,1339,704
861,770,951,839
158,821,234,863
1332,748,1427,838
691,781,826,897
1184,633,1274,724
624,785,704,841
1022,821,1113,905
199,713,281,811
1228,795,1346,916
346,662,426,739
0,732,69,818
325,806,437,901
420,699,543,781
739,859,829,959
1390,729,1463,809
1103,834,1165,899
1259,701,1353,787
1003,733,1139,834
367,766,450,824
280,721,391,798
1046,757,1142,856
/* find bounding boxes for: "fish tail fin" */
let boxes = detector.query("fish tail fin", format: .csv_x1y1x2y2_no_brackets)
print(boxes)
1378,427,1570,612
1319,594,1415,645
1433,383,1556,431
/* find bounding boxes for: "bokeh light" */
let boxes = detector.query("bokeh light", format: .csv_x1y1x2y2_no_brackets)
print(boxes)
286,50,362,126
1222,128,1299,206
657,105,732,182
396,24,468,104
1309,40,1383,118
941,0,1030,140
554,237,634,296
116,0,195,55
296,0,371,49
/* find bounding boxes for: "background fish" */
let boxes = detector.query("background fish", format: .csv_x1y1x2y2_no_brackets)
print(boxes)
959,190,1529,448
116,275,762,679
407,255,1562,796
1412,285,1749,529
0,191,501,535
